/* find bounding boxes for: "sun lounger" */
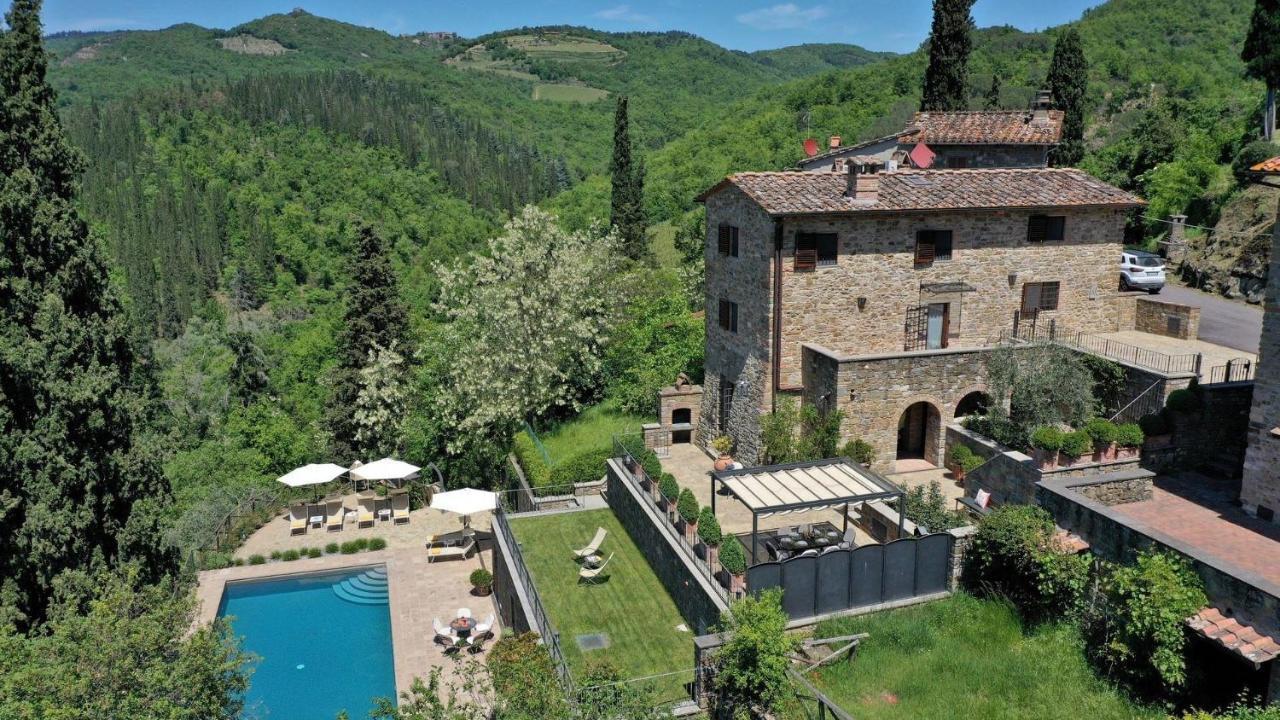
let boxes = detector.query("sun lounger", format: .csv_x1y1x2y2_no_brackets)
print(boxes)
326,500,345,531
572,527,607,559
289,505,308,535
426,535,476,563
357,498,376,528
391,494,410,525
578,553,614,585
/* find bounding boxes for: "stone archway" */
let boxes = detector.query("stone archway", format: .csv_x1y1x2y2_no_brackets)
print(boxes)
954,389,992,419
896,400,943,467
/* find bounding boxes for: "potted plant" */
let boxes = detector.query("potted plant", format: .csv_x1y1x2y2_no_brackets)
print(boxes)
711,435,735,472
1139,412,1172,449
469,568,494,597
840,438,876,467
641,451,663,496
1084,418,1119,462
697,507,722,568
1029,426,1064,470
1115,422,1145,460
659,473,680,520
1059,430,1093,467
677,489,700,542
719,538,747,596
945,444,980,482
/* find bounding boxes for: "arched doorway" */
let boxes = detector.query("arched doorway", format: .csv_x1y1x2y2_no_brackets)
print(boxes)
954,391,992,419
671,408,692,444
897,401,942,465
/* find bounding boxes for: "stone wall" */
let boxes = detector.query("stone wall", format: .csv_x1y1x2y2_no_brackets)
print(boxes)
1038,475,1280,632
802,345,990,472
605,459,728,633
1147,383,1253,479
1073,475,1154,505
1135,297,1201,340
658,382,702,446
1243,209,1280,522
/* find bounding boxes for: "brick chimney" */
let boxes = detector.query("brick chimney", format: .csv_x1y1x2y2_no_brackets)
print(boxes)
1031,89,1053,125
845,157,881,201
828,135,842,149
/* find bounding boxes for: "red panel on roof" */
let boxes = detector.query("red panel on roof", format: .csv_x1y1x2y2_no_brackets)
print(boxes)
803,138,819,157
909,143,936,169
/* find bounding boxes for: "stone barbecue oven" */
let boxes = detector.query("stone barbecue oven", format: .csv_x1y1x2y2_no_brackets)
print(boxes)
655,373,703,446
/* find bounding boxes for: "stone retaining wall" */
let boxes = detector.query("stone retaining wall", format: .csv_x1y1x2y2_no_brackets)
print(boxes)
1135,297,1200,340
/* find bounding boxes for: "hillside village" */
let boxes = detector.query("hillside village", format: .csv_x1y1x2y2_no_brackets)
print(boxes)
4,0,1280,719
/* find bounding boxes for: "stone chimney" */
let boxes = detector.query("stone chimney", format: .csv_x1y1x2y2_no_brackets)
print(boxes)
845,157,881,201
828,135,842,149
1031,89,1053,125
1166,214,1188,264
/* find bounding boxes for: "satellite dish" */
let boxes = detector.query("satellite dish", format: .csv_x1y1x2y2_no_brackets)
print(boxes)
803,138,819,157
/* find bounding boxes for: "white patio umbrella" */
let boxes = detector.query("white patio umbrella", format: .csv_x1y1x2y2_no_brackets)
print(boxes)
277,463,348,501
430,488,498,529
350,457,421,485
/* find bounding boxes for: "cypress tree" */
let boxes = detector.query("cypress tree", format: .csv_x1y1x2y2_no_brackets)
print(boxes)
0,0,174,628
1047,29,1088,167
1243,0,1280,140
920,0,975,112
609,95,647,260
984,74,1002,110
326,222,410,459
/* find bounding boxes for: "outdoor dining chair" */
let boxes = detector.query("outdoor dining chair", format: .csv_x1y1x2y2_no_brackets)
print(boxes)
432,618,454,647
467,635,488,654
474,613,495,640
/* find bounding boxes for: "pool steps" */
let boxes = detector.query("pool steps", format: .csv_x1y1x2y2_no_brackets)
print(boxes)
331,566,389,605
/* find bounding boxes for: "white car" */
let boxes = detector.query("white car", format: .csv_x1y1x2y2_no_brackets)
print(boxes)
1120,250,1165,293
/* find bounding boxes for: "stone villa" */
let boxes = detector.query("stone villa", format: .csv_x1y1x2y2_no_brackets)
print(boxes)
798,91,1063,173
693,160,1142,471
1242,155,1280,524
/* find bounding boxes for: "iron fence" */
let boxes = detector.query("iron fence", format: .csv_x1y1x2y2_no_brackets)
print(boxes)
492,506,574,693
1205,358,1256,384
1109,379,1165,423
612,434,730,604
1002,327,1201,376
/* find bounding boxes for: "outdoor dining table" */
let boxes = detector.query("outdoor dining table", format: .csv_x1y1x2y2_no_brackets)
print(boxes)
450,616,476,639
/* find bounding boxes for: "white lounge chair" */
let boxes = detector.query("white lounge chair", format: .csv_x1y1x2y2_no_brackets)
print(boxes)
573,527,607,559
289,505,308,535
357,498,376,528
579,553,614,585
325,500,345,532
391,494,410,524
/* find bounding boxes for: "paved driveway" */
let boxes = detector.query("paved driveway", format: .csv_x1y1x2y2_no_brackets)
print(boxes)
1161,284,1263,354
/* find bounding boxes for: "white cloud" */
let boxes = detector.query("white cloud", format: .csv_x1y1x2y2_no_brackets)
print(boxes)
735,3,829,31
594,4,655,25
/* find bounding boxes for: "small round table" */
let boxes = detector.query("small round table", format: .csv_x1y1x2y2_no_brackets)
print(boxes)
583,554,604,569
450,616,476,639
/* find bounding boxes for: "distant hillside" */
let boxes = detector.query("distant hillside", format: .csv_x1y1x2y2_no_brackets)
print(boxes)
751,43,897,76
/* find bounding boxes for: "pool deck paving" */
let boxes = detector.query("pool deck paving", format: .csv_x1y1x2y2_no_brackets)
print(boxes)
196,504,502,703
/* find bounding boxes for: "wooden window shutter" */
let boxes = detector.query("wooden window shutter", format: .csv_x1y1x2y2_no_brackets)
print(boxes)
795,233,817,271
915,231,936,267
717,225,731,255
718,299,730,329
1041,282,1060,310
1027,215,1048,243
1021,283,1040,315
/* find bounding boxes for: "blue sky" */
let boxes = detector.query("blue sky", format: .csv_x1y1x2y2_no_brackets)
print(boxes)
41,1,1106,53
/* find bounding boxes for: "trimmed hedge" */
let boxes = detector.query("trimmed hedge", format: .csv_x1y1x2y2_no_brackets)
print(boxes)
306,547,323,559
1138,411,1170,437
1060,430,1093,458
720,537,747,575
946,444,982,472
1030,426,1064,451
677,488,699,523
1083,418,1118,447
1115,422,1145,448
659,473,680,502
697,507,722,546
513,432,552,488
549,445,611,487
1165,388,1201,412
840,438,876,465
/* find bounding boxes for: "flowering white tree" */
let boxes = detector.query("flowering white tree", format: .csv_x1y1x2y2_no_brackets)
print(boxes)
434,207,624,450
353,343,408,457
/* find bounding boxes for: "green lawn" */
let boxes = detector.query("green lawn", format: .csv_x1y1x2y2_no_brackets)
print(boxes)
536,399,651,463
532,83,610,103
509,508,694,702
802,594,1160,720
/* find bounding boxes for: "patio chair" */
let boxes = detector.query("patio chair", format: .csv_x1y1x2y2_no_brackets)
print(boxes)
391,494,410,525
474,613,495,640
457,607,472,619
357,498,376,528
467,634,488,654
289,505,308,535
433,618,454,647
572,527,607,559
443,640,464,657
325,500,345,532
579,553,614,585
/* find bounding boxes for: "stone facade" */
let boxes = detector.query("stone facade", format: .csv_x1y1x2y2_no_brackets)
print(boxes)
1135,297,1200,340
1242,210,1280,522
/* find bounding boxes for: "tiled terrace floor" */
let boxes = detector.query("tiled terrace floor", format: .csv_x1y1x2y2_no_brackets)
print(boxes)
1112,473,1280,587
1093,330,1256,382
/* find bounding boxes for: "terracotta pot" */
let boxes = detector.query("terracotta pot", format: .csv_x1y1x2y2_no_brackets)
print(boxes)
684,519,698,544
1033,447,1058,470
713,454,734,472
472,585,492,597
1117,445,1139,460
707,545,719,571
729,572,746,595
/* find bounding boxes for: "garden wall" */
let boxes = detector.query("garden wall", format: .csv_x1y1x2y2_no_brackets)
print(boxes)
1135,297,1200,340
605,458,728,634
1144,382,1253,479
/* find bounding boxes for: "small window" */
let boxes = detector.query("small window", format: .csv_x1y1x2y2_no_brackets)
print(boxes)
1021,282,1061,313
1028,215,1066,242
718,299,738,332
717,224,739,257
718,378,735,431
914,230,953,266
796,232,837,270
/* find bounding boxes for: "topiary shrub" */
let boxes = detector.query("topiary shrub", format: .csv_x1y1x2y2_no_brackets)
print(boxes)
840,438,876,465
307,547,323,559
697,507,722,547
946,444,976,470
1115,422,1145,447
1138,411,1170,437
369,537,387,551
1165,388,1201,412
659,473,680,503
719,537,747,575
281,549,300,562
639,449,662,483
324,542,339,554
677,488,699,523
470,568,494,590
1030,426,1064,451
248,554,266,565
1060,430,1093,459
512,431,552,488
549,446,611,487
1083,418,1118,448
962,505,1090,622
339,541,360,555
353,537,370,551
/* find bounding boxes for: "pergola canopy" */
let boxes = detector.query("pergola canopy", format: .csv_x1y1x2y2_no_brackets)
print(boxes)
714,458,903,517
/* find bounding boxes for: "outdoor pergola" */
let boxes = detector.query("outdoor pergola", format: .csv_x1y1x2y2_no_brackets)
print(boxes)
711,458,907,564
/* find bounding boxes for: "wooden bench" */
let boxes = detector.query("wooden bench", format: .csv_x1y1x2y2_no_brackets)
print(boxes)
955,496,992,518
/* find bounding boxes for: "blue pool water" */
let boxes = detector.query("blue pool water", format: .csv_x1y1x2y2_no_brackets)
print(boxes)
218,566,396,719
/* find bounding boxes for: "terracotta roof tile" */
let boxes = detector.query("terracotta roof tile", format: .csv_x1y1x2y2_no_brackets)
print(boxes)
698,168,1144,216
1187,607,1280,666
1251,156,1280,174
902,110,1064,145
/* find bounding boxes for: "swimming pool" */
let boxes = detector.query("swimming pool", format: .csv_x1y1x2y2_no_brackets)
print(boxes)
218,565,396,719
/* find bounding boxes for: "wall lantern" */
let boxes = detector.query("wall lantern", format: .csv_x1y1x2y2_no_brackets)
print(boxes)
1007,272,1018,287
856,296,867,310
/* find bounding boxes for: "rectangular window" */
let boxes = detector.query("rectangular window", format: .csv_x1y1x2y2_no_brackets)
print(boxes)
1021,281,1061,313
1027,215,1066,242
717,299,738,332
795,232,838,270
717,224,739,257
914,230,953,266
719,377,735,431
